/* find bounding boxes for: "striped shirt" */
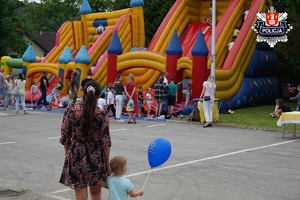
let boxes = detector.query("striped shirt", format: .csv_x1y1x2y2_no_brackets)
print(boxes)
114,82,124,95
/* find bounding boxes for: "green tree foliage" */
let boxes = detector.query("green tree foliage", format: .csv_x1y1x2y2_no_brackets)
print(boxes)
88,0,110,13
22,0,110,32
0,0,28,57
273,0,300,83
23,0,82,32
143,0,175,45
106,0,129,11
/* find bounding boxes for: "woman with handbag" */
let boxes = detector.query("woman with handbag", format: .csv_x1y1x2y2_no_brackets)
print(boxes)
14,73,28,114
200,76,216,127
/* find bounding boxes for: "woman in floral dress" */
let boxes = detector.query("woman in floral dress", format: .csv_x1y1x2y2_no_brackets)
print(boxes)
59,80,111,200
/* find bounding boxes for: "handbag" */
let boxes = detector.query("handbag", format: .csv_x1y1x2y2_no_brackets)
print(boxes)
126,102,134,112
128,99,134,108
204,96,211,101
11,80,19,95
126,99,134,111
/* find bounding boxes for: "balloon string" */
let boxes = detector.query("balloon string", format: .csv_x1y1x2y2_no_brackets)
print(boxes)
142,170,151,190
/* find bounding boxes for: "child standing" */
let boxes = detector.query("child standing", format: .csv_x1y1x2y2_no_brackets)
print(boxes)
107,156,144,200
290,84,300,111
146,88,153,119
107,84,116,118
97,93,106,110
30,80,40,106
137,85,144,117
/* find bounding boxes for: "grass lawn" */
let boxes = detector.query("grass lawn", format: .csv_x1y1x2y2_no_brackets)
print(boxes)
176,102,300,134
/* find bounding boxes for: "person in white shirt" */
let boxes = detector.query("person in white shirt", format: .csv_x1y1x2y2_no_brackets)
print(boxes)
146,87,153,118
243,4,250,20
227,38,235,52
106,84,116,118
14,73,28,114
163,72,168,85
200,76,216,128
97,93,106,110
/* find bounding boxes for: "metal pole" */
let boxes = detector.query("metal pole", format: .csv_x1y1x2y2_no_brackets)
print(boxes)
211,0,216,78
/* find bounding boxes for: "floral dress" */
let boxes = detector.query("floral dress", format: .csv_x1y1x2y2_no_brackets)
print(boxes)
59,103,111,189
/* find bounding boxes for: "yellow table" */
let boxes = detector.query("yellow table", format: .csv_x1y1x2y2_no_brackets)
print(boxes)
197,98,220,123
277,111,300,138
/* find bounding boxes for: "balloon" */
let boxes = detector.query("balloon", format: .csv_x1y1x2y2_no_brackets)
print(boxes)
148,138,172,168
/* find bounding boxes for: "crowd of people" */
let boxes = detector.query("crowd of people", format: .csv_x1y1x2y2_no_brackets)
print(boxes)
2,67,300,121
0,68,29,114
65,71,191,123
56,70,298,199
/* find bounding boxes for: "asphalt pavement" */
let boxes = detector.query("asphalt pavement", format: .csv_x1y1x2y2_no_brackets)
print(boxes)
0,109,300,200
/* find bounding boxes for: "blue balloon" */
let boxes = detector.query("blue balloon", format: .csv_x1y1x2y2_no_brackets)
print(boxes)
148,138,172,168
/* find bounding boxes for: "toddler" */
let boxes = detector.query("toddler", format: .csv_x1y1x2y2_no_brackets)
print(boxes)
146,88,153,119
107,84,116,118
270,99,280,117
97,93,106,110
270,98,291,118
107,156,144,200
30,80,40,106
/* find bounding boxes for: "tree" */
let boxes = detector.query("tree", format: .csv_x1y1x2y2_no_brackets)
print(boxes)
0,0,28,57
22,0,112,32
273,0,300,83
23,0,82,32
21,0,175,47
89,0,116,12
143,0,175,45
102,0,175,45
106,0,129,11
